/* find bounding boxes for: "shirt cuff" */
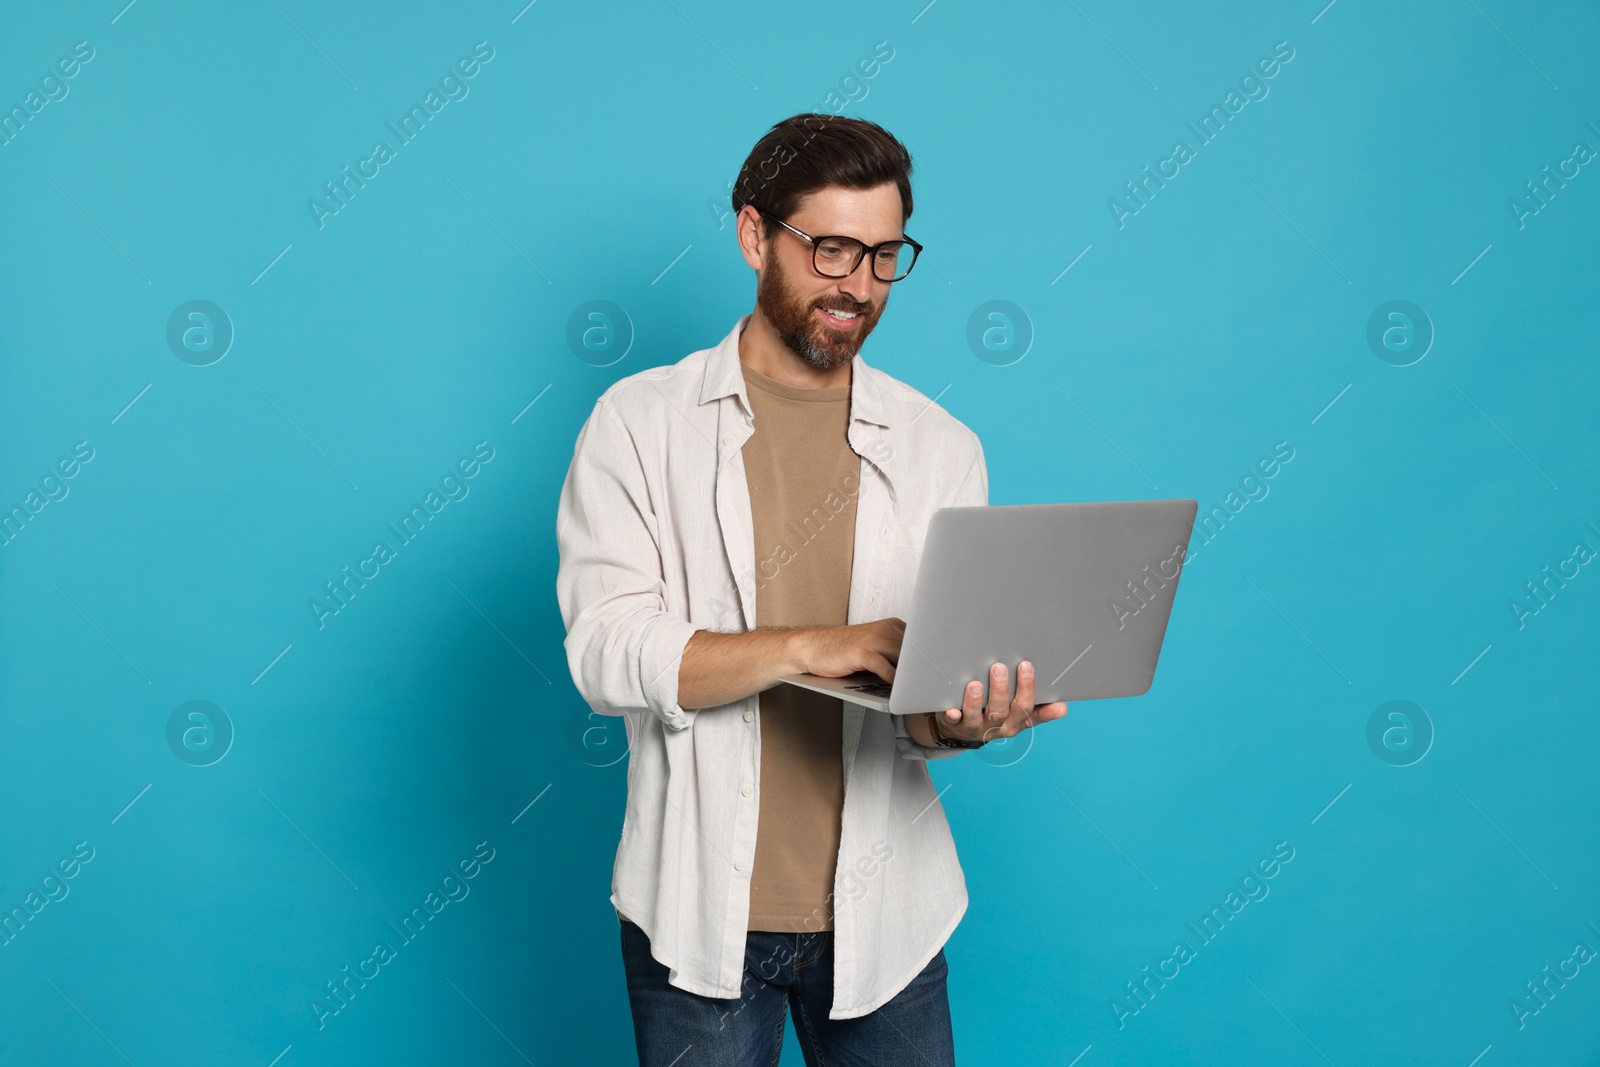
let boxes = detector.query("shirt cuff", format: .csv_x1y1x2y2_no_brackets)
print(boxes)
892,712,966,761
640,614,701,731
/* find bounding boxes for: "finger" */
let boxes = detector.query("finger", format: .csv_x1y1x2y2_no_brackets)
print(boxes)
879,620,905,663
946,679,983,726
1012,660,1037,716
992,661,1033,738
938,705,963,741
986,662,1010,723
953,678,990,740
871,655,896,683
1019,701,1069,730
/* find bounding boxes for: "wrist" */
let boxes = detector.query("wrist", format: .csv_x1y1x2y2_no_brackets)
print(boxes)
781,627,813,677
905,711,937,747
926,709,986,750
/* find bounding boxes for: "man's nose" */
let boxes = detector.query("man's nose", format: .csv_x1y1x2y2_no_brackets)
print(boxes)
837,257,876,303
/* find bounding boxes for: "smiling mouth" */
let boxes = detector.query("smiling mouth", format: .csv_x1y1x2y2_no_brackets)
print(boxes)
816,306,864,330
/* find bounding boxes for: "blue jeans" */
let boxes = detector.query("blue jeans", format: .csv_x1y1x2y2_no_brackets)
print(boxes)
620,917,957,1066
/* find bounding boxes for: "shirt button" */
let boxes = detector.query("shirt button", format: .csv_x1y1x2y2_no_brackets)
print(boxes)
742,784,753,797
743,710,754,722
723,435,736,447
734,859,745,871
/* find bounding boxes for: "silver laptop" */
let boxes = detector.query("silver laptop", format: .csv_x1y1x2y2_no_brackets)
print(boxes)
777,499,1198,714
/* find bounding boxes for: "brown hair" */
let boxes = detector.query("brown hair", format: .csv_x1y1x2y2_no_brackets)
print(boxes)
731,113,914,237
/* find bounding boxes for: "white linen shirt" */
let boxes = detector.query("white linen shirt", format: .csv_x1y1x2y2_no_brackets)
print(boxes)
555,313,988,1020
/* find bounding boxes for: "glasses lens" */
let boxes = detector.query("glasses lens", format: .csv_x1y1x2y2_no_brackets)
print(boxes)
813,236,862,277
873,241,917,281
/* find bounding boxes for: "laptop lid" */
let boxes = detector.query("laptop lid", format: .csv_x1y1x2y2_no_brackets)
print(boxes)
779,499,1197,714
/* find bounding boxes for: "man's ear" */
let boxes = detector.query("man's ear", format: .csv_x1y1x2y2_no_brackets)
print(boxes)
735,205,767,272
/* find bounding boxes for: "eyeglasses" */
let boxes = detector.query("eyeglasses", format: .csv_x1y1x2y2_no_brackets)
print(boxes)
758,210,923,282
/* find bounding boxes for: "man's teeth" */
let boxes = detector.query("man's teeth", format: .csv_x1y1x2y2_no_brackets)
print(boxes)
822,308,860,319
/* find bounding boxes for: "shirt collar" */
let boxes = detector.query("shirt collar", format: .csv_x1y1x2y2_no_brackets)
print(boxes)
699,313,893,428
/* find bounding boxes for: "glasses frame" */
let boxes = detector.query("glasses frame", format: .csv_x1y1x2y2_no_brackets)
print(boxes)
757,209,923,283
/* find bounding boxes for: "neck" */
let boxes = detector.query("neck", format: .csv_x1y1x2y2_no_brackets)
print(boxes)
738,308,852,390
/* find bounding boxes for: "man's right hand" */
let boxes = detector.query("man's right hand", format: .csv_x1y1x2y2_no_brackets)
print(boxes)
795,618,905,683
678,619,904,711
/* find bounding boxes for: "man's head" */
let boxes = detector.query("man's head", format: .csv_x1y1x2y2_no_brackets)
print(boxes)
732,115,915,371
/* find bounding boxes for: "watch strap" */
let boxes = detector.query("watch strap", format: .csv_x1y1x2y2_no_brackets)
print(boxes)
927,711,985,749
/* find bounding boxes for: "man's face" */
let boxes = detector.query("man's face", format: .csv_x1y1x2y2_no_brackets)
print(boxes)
754,182,903,371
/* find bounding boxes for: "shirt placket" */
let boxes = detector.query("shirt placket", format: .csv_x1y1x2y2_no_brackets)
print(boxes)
832,416,896,1008
711,391,763,993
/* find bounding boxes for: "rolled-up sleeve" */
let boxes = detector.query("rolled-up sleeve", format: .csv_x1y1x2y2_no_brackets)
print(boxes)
893,715,965,761
894,429,989,761
556,395,700,732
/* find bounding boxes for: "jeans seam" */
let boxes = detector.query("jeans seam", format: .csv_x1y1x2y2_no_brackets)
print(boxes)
793,992,828,1067
766,1001,787,1067
796,932,828,971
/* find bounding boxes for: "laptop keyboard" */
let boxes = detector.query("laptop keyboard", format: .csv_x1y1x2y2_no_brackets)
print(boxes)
842,681,894,698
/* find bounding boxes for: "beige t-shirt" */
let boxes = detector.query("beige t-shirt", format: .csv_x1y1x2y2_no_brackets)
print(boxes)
739,360,859,932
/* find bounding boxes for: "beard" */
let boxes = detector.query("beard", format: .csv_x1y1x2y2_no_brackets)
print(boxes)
756,250,886,371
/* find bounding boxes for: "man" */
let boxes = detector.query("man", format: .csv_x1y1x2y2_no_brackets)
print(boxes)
555,114,1067,1066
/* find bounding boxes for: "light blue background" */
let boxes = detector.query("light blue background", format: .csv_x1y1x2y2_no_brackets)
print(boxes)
2,1,1597,1064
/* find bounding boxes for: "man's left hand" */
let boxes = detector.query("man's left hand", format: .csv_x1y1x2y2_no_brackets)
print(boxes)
933,660,1067,744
